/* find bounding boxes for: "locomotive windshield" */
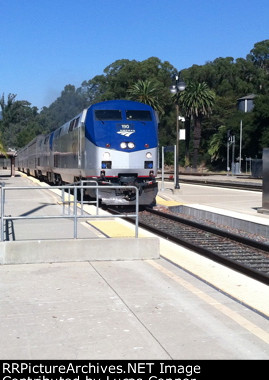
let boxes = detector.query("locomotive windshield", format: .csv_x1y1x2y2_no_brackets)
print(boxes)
95,110,122,120
95,109,152,121
126,110,152,121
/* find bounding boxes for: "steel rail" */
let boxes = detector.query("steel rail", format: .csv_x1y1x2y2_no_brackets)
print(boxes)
147,208,269,252
142,208,269,286
108,207,269,286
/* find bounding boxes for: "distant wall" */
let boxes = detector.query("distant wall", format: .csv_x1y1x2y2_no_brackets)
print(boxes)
251,159,263,178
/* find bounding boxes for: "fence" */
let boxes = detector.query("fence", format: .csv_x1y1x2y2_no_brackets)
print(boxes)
0,183,139,241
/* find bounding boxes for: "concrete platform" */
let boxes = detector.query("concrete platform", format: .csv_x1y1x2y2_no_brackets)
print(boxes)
153,180,269,316
157,178,269,234
0,237,159,264
157,178,266,219
0,172,268,359
1,259,268,359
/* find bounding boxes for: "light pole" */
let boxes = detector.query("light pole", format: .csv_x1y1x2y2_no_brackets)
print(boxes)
170,74,186,189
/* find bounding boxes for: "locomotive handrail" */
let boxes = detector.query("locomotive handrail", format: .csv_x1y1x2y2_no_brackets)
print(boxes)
0,183,139,241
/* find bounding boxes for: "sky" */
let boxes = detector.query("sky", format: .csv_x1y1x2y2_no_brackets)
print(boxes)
1,0,268,111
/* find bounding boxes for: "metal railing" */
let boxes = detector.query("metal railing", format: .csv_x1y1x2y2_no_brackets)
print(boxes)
0,183,139,241
71,180,99,215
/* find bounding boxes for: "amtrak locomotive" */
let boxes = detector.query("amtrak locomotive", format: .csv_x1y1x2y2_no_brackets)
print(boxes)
17,100,159,205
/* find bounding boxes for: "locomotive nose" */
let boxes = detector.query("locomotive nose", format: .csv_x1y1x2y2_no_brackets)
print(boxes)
119,174,137,186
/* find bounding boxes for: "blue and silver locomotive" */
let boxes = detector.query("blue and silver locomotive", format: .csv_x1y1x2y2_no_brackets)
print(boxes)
17,100,159,205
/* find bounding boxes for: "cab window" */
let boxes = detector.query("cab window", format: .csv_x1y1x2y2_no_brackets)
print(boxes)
126,110,152,121
95,110,122,120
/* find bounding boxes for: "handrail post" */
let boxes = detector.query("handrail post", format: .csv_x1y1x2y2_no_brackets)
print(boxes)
61,188,65,215
68,188,71,215
80,181,84,215
1,184,5,241
135,187,139,238
96,185,99,215
74,186,78,239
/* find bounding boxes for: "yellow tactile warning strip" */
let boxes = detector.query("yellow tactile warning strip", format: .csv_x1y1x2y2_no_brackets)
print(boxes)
156,195,182,207
147,260,269,345
87,220,137,237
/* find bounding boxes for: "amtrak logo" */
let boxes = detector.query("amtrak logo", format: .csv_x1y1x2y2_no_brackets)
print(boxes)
116,124,135,137
117,130,135,137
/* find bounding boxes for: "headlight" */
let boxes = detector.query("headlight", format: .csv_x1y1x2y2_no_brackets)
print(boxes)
103,152,110,160
146,152,152,159
128,142,135,149
120,142,127,149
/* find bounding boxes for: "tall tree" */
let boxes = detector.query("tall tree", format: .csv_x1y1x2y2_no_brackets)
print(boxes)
127,79,164,115
247,39,269,72
180,82,215,169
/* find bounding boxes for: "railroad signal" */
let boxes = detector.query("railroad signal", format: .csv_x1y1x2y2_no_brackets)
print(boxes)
227,130,235,175
227,130,235,144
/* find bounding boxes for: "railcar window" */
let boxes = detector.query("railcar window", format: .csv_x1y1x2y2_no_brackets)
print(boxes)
95,110,122,120
69,119,76,132
126,110,152,121
74,117,80,128
54,127,62,138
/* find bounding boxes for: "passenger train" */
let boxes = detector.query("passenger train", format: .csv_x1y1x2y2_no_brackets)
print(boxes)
17,100,159,205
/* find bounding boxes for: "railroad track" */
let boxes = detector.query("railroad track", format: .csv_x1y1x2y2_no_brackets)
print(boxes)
109,207,269,285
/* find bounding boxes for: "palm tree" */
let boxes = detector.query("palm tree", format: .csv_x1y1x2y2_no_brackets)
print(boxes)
127,79,164,115
180,82,215,169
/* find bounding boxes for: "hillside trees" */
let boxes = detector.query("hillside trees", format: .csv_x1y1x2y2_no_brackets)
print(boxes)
80,57,176,104
180,41,269,169
39,84,88,133
0,93,40,148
